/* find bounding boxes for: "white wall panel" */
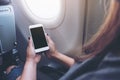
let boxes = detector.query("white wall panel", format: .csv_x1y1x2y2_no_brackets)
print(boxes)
11,0,86,57
85,0,105,43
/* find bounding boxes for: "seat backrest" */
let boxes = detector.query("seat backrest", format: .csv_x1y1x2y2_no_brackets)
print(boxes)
0,0,10,5
0,0,16,55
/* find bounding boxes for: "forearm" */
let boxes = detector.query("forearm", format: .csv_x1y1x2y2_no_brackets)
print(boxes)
20,60,37,80
52,51,75,67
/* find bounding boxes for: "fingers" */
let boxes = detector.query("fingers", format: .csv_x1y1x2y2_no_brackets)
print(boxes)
45,34,54,45
27,37,35,55
28,37,31,46
27,37,41,63
28,37,33,48
45,33,49,42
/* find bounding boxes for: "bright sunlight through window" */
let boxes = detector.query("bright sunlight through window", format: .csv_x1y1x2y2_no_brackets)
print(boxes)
24,0,61,19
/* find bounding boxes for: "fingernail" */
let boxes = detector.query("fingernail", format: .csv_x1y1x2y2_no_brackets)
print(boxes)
28,37,30,40
45,33,49,35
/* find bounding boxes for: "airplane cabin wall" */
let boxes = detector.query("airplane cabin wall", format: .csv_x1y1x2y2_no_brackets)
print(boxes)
85,0,107,43
11,0,86,58
11,0,107,59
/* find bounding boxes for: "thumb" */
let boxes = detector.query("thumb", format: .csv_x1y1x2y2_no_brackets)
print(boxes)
28,37,33,48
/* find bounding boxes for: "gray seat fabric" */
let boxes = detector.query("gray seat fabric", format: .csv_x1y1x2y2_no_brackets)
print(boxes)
0,0,10,5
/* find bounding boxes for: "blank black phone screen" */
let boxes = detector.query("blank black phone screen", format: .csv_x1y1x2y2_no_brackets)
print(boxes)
30,27,48,49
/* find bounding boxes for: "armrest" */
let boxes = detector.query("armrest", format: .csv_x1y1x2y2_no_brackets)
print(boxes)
0,56,2,65
39,59,69,80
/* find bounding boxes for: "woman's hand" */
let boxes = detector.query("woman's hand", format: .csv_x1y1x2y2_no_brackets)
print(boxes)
45,34,59,58
46,34,75,67
19,37,41,80
26,37,41,63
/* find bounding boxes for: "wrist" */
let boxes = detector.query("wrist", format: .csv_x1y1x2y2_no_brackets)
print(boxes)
51,50,60,58
26,58,37,64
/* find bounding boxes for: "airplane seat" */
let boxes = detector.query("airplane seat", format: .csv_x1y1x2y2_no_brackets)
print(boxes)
0,0,20,79
0,0,10,5
39,57,69,80
0,0,16,55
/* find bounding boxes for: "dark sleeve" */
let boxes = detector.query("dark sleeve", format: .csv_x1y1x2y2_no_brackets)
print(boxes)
6,65,23,80
59,53,107,80
0,56,3,66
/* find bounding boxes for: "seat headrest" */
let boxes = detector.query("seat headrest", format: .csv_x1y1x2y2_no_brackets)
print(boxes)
0,0,10,5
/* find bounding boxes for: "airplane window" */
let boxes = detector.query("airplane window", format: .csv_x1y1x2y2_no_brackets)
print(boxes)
25,0,61,19
21,0,65,28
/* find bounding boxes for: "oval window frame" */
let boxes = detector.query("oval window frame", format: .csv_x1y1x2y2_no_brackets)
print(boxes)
16,0,66,29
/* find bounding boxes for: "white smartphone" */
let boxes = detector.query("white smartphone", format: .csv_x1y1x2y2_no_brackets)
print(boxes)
29,24,49,53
